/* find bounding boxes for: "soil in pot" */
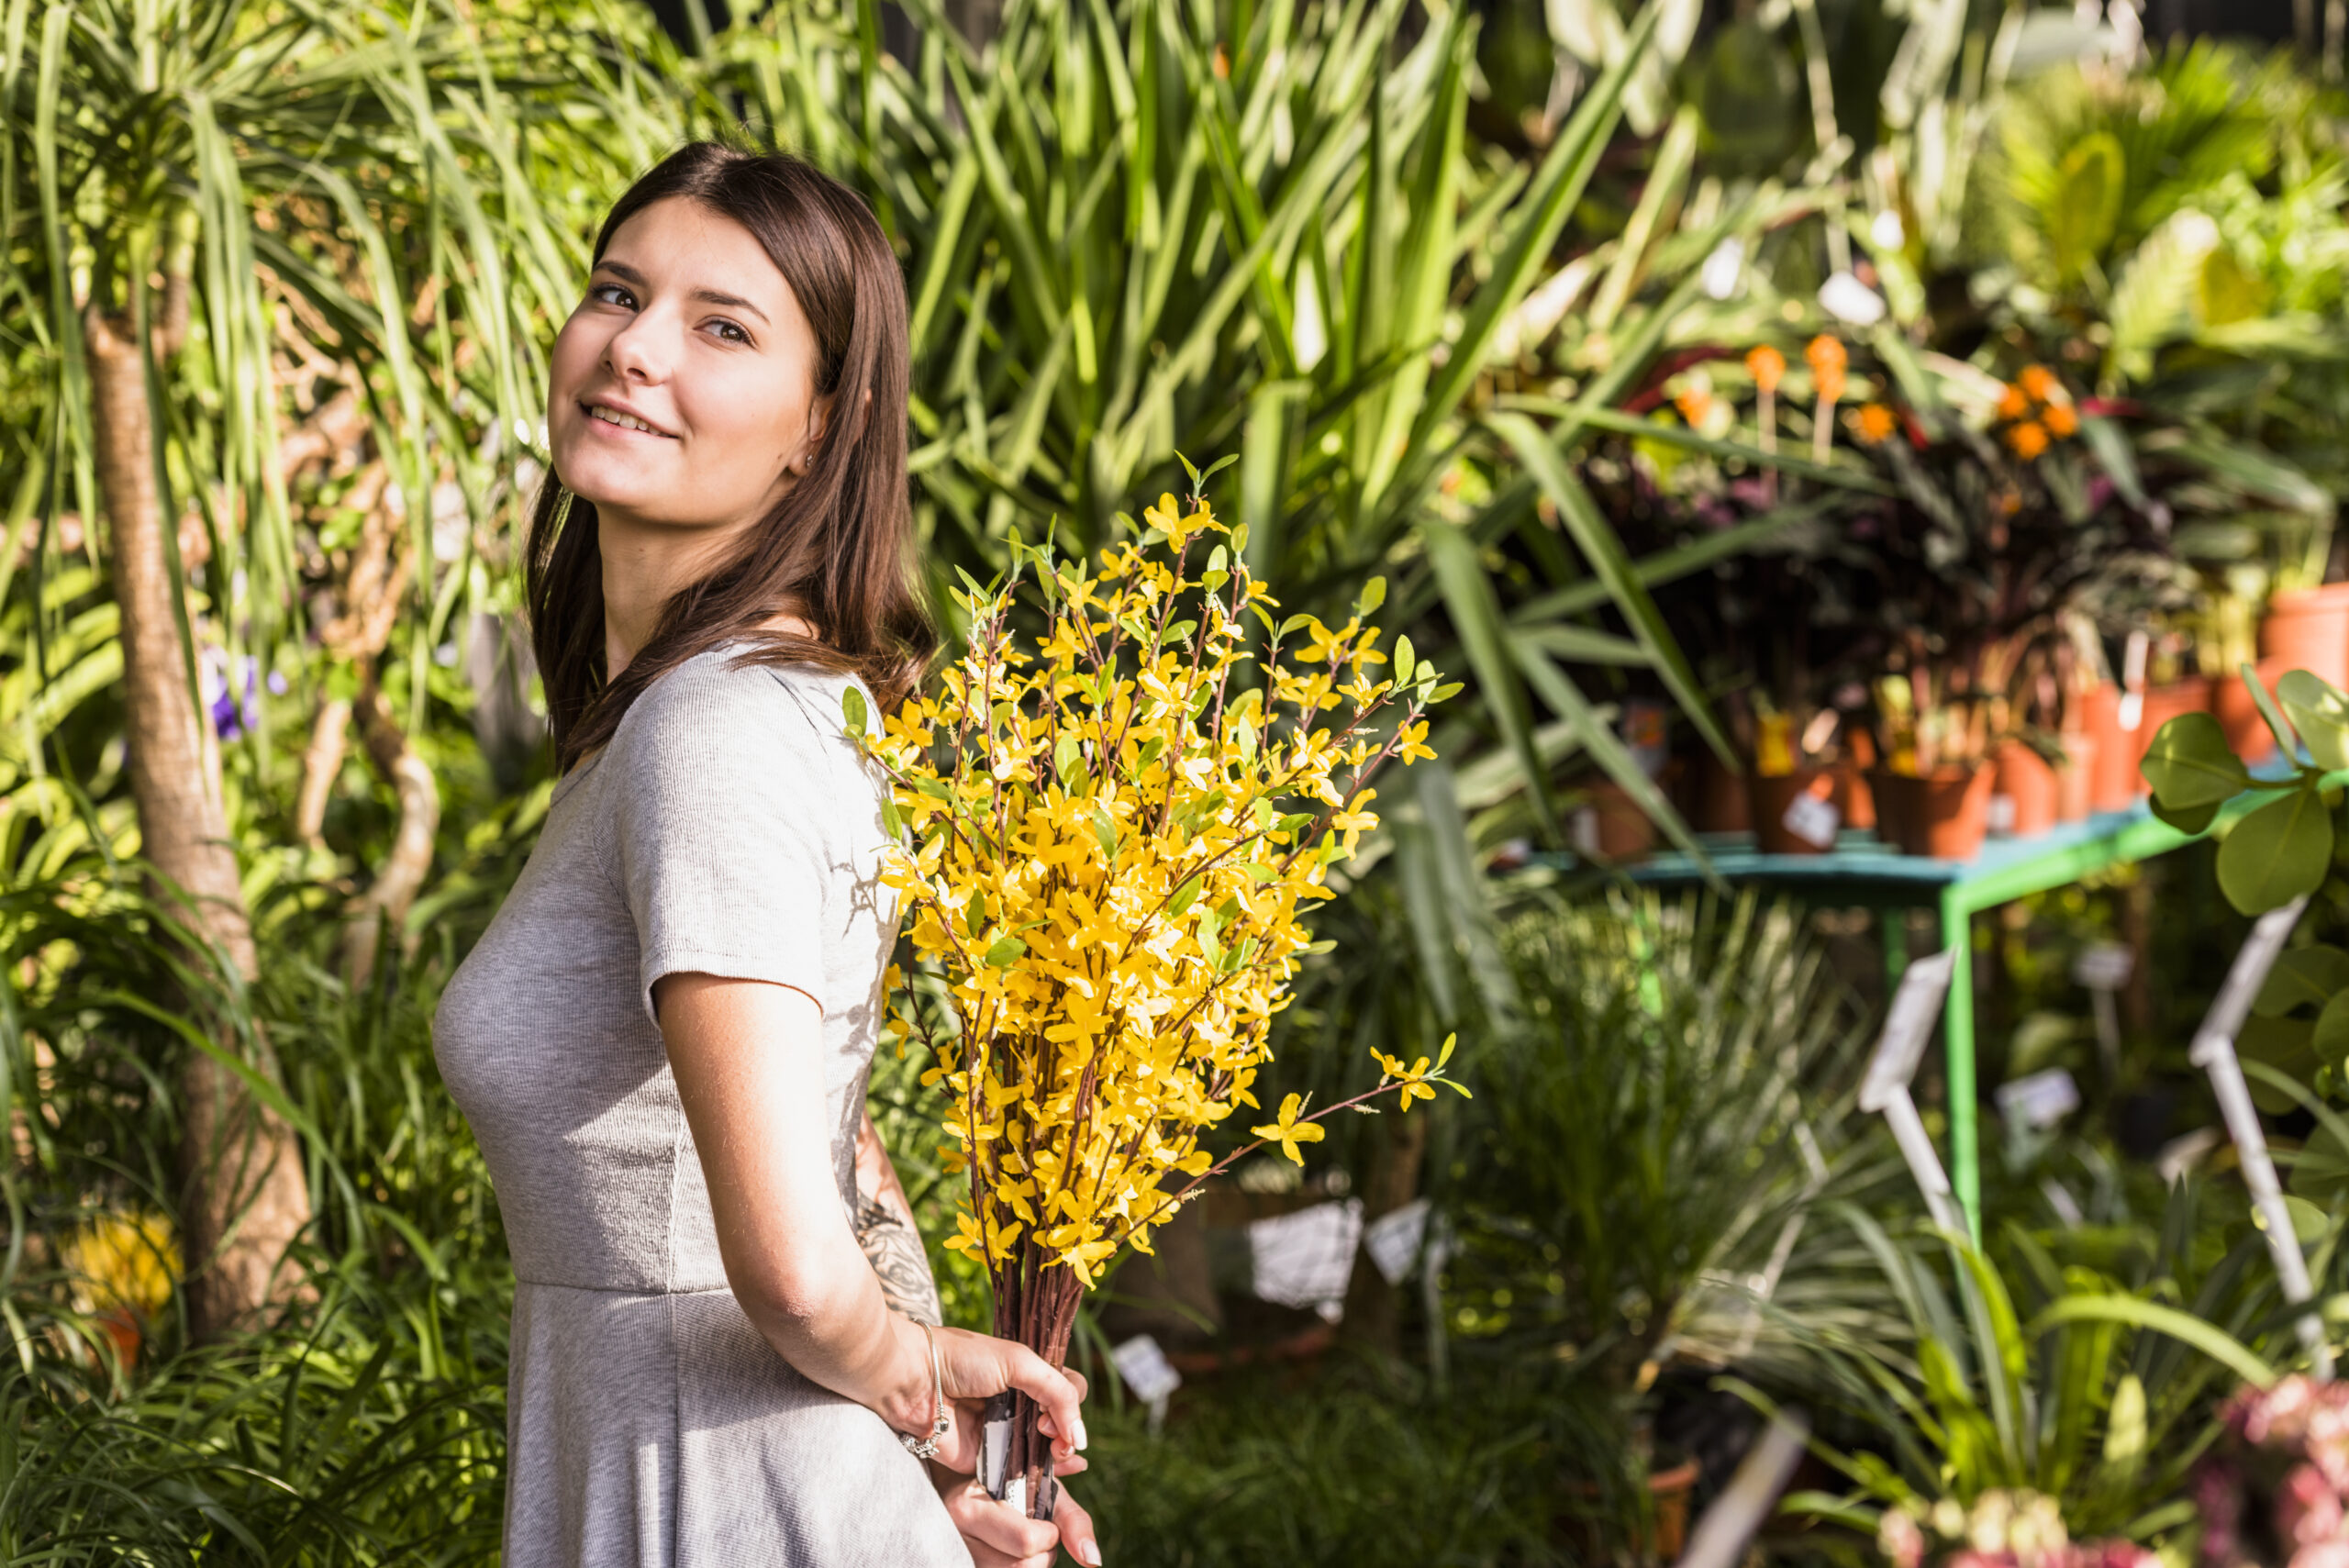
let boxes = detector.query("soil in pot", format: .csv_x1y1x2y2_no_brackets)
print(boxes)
1748,769,1840,854
1872,764,1997,859
2260,582,2349,693
1993,741,2059,839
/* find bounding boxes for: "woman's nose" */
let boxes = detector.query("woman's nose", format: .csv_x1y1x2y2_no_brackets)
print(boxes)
603,315,670,384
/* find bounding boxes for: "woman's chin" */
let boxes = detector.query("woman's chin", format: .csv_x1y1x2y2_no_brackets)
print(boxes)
554,454,664,515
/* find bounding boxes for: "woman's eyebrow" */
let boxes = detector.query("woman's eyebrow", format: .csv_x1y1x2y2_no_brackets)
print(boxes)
593,259,771,326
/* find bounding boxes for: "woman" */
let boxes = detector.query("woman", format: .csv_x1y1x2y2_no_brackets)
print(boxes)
433,143,1099,1568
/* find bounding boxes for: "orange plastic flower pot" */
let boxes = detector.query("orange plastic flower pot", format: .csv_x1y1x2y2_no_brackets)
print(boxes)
1993,741,2059,839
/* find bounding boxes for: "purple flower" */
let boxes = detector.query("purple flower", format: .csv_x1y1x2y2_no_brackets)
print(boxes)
199,650,262,741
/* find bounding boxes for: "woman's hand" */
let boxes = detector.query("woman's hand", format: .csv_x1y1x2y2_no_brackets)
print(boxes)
923,1329,1090,1477
935,1468,1101,1567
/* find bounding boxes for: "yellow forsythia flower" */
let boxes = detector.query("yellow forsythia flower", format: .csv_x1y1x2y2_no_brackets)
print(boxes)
854,494,1461,1293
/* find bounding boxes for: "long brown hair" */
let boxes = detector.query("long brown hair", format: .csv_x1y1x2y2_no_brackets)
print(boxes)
527,142,934,770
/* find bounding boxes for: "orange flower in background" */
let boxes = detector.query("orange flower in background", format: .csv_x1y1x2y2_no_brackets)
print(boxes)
1997,383,2032,421
2005,420,2050,460
2019,364,2060,404
2042,401,2078,438
1746,345,1787,395
1806,336,1848,404
1850,403,1898,446
1675,385,1716,428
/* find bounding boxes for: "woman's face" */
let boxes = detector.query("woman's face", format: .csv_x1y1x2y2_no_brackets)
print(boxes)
547,197,827,535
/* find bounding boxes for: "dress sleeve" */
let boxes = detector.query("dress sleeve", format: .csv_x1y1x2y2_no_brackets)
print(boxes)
607,664,836,1027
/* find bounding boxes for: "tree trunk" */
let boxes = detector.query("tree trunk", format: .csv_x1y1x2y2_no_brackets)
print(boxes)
86,300,311,1343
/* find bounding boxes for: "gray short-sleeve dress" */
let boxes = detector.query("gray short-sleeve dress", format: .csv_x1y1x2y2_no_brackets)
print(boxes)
432,650,964,1567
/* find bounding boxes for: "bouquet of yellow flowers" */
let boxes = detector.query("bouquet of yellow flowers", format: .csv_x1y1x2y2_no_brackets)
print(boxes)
847,483,1464,1513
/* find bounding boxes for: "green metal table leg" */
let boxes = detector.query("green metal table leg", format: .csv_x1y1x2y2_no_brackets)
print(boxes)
1942,888,1981,1241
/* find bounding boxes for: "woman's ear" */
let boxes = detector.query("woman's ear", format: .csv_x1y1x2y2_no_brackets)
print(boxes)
790,392,839,476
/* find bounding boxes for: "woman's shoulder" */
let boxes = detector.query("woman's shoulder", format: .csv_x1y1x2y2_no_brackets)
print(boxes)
607,649,872,797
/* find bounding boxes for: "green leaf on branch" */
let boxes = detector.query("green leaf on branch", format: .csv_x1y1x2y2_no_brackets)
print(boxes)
2241,1015,2320,1113
2243,661,2302,759
2280,670,2349,771
2282,1195,2332,1245
2257,945,2349,1017
985,938,1028,967
2316,990,2349,1068
2139,712,2251,807
2217,788,2334,914
2149,795,2221,835
841,684,869,739
1167,876,1203,918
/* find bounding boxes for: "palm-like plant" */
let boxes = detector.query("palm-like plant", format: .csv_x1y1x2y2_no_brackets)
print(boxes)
1751,1192,2284,1546
0,0,667,1337
700,0,1760,878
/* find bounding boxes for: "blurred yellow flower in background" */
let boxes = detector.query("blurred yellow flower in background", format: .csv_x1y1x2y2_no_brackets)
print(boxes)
65,1208,177,1320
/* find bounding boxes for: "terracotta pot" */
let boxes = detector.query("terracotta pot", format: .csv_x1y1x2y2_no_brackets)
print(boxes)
1834,757,1876,830
1648,1459,1700,1560
1693,751,1750,834
2082,684,2136,814
2215,656,2288,759
1560,1456,1700,1561
2055,731,2097,823
1585,781,1656,861
2131,676,2214,795
1872,764,1997,859
1994,741,2059,839
1748,768,1840,854
2261,582,2349,693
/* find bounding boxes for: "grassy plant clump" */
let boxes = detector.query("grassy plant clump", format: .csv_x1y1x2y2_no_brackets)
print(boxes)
1076,1353,1630,1568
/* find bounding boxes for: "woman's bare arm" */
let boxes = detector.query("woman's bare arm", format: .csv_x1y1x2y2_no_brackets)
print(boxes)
657,971,1084,1467
855,1109,944,1326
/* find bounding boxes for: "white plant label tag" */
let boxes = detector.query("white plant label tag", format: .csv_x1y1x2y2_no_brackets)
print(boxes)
1782,791,1840,849
1996,1067,2081,1130
1109,1334,1184,1405
1364,1198,1431,1285
1247,1198,1364,1319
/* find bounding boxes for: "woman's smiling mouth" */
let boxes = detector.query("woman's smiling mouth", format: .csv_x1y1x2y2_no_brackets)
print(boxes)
583,401,678,438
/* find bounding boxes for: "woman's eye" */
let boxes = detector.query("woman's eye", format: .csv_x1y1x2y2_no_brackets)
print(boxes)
588,283,634,308
708,319,751,345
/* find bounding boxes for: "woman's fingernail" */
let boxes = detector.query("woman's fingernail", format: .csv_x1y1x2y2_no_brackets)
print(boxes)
1074,1415,1089,1451
1080,1542,1103,1567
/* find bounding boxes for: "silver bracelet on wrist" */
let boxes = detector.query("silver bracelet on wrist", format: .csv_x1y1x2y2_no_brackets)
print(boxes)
897,1319,952,1460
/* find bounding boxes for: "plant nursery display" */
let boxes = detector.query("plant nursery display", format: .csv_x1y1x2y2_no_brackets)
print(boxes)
855,486,1464,1514
15,0,2349,1558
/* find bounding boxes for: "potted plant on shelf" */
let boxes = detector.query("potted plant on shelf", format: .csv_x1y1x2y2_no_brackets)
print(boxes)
1845,361,2171,857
